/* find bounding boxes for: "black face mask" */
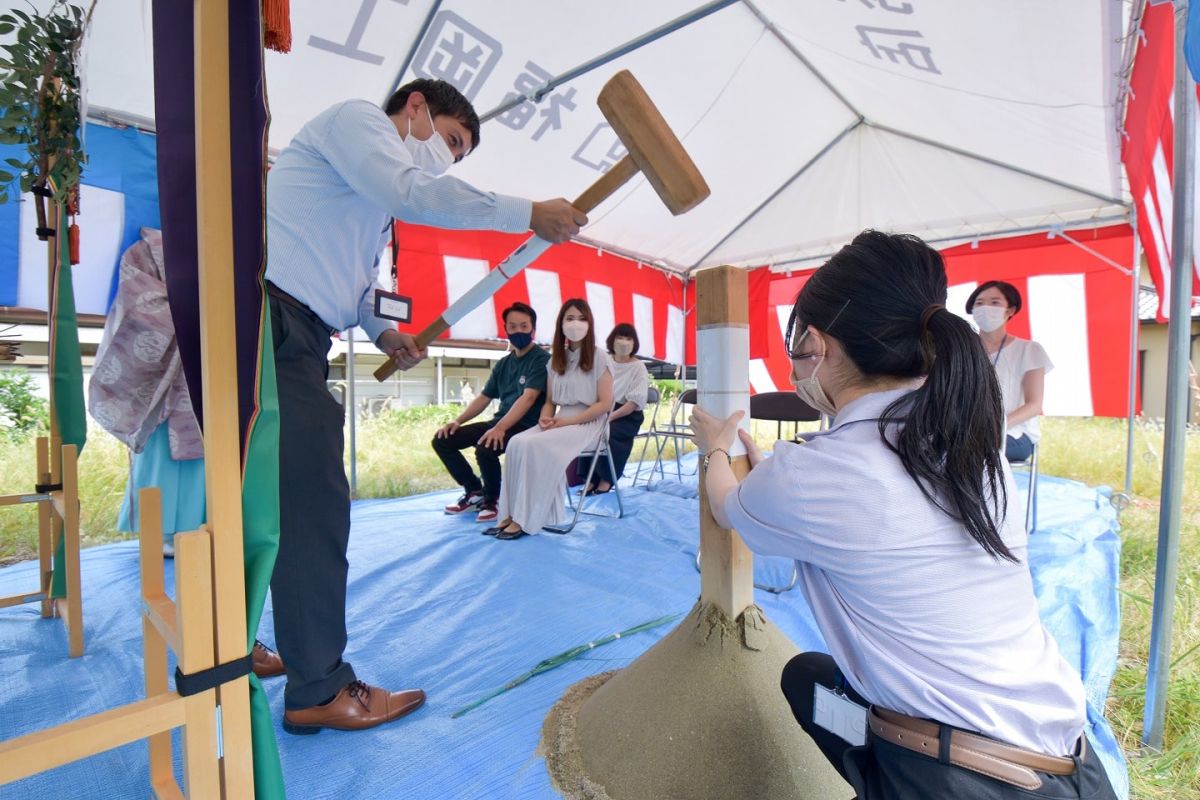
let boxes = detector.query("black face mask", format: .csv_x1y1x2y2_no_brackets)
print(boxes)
507,331,533,350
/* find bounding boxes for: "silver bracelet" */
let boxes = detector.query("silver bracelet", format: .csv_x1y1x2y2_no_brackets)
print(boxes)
702,447,732,472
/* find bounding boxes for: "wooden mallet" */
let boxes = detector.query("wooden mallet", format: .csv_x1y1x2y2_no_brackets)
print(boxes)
374,69,710,381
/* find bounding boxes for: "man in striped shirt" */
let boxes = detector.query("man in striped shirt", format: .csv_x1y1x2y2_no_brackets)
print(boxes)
264,78,586,735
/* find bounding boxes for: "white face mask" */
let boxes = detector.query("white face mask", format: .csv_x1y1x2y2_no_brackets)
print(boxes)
403,105,454,176
791,328,838,417
562,320,589,343
613,339,634,357
971,305,1008,333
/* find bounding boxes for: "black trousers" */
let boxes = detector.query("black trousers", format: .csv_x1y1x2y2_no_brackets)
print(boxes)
780,652,1118,800
430,419,529,501
592,410,643,485
268,296,357,710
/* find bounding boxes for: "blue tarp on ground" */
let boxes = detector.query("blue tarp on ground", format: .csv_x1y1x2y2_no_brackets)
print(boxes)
0,467,1127,799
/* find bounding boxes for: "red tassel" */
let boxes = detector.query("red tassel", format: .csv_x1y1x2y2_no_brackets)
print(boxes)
264,0,292,54
69,222,79,265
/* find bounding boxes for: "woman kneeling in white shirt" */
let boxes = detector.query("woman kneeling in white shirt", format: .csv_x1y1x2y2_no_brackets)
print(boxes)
690,230,1117,800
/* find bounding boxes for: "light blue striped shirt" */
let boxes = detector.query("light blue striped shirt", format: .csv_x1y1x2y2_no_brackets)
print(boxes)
265,100,532,344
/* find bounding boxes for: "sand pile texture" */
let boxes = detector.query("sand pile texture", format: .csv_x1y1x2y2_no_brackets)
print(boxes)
542,601,852,799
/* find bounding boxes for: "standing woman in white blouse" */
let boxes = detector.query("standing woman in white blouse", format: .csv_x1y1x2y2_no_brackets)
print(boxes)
585,323,650,495
492,299,614,540
967,280,1053,462
690,231,1116,800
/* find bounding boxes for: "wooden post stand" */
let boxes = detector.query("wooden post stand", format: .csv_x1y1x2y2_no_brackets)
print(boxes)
193,0,255,791
0,488,223,796
0,437,84,657
541,266,849,799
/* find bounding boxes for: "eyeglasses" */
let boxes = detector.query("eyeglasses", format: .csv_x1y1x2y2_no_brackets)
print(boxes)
788,327,822,362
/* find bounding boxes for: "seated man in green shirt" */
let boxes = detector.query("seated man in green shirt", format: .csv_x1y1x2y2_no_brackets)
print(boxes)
433,302,549,523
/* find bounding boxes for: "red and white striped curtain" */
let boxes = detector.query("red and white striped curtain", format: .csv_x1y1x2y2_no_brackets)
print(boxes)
1124,0,1200,321
392,223,687,363
747,227,1136,418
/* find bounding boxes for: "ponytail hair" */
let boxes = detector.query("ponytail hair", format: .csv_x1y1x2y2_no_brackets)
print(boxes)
792,230,1014,561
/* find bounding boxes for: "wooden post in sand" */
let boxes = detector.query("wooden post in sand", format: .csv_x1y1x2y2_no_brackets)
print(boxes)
695,265,754,619
541,267,850,800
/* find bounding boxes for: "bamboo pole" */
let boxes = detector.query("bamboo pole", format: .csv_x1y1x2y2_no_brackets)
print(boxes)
192,0,255,792
695,266,753,619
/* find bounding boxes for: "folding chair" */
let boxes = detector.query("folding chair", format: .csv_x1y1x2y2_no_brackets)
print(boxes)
1008,441,1039,534
545,415,626,534
630,386,664,487
643,388,698,483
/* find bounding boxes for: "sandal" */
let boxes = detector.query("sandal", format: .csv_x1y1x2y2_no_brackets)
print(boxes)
482,518,512,536
495,526,529,540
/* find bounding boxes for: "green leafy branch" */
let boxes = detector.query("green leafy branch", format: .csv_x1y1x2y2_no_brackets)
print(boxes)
0,1,95,236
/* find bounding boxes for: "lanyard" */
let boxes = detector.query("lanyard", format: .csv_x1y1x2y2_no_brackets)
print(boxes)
991,334,1009,367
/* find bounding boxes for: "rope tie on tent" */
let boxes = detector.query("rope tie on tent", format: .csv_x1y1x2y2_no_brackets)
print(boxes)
264,0,292,53
174,652,254,697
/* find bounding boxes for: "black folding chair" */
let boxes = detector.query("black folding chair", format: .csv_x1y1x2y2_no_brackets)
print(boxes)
749,391,821,441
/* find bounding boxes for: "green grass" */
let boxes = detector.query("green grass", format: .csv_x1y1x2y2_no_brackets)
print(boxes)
0,411,1196,798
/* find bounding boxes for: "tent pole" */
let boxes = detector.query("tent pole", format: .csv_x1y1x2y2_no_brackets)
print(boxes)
382,0,444,103
1124,206,1142,501
765,215,1131,273
1143,0,1195,751
478,0,739,123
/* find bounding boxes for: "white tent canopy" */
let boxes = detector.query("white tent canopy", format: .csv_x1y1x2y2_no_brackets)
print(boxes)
80,0,1131,272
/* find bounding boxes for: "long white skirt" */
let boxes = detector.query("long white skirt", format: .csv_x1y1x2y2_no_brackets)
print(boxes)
498,404,605,533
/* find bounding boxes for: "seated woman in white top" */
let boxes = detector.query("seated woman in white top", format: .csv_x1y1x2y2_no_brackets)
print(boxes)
690,231,1116,800
492,298,613,540
966,280,1053,463
585,322,650,495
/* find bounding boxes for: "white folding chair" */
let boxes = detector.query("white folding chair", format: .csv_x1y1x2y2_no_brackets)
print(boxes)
630,386,663,487
643,388,698,484
1009,441,1039,534
545,415,626,534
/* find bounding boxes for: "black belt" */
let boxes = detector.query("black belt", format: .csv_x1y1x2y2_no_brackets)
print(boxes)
266,281,336,336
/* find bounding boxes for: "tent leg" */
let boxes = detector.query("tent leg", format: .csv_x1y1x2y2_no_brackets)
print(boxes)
1143,0,1196,751
1121,207,1142,510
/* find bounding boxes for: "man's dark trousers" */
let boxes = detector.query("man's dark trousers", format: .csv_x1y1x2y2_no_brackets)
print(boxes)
269,295,357,710
432,420,530,501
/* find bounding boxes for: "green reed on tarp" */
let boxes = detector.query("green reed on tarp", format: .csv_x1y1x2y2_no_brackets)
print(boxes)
450,613,681,719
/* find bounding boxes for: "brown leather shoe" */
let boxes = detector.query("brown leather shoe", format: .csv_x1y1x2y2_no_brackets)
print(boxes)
282,680,426,735
251,641,285,679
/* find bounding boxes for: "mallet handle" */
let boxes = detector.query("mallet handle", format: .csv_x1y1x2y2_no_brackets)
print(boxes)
373,155,639,381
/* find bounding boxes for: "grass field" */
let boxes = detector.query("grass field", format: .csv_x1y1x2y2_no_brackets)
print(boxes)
0,409,1195,798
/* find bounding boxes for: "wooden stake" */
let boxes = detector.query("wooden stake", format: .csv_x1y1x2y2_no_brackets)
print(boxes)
138,488,174,791
60,443,82,657
36,436,51,618
696,266,754,619
193,1,254,792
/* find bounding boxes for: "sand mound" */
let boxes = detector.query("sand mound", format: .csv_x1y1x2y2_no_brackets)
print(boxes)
542,601,852,800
